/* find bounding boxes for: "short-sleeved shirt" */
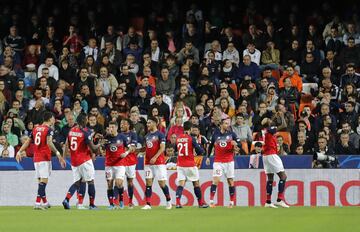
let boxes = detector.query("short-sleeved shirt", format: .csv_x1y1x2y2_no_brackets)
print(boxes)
68,126,92,167
176,133,205,167
145,131,166,165
104,133,128,166
211,131,239,163
121,131,138,166
31,125,53,162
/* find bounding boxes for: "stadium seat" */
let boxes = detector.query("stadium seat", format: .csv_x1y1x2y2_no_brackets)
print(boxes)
302,83,318,94
276,131,292,147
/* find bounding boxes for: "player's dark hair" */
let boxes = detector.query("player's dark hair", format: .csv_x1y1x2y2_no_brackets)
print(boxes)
76,113,88,127
121,118,133,130
183,121,193,131
147,116,158,124
42,111,54,122
109,121,118,127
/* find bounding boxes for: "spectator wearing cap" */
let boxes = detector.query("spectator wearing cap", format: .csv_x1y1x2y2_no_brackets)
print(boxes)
238,54,261,81
243,42,261,66
260,83,278,112
261,40,280,70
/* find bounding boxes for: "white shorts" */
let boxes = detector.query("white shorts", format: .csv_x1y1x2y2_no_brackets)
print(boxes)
177,166,199,182
105,166,126,180
263,155,285,174
213,161,235,179
125,165,136,179
34,161,51,179
144,165,167,181
71,160,95,182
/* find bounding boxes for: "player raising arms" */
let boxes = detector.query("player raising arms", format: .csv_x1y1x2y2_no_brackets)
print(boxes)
104,121,134,210
175,121,209,209
119,118,138,209
141,116,172,210
16,111,66,210
206,118,241,208
61,113,102,210
261,118,289,208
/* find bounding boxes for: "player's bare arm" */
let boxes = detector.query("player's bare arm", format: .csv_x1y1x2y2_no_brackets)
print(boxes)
16,137,31,162
47,135,66,168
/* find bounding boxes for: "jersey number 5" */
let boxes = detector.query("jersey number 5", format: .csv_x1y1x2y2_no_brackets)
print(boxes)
70,137,78,151
177,143,189,156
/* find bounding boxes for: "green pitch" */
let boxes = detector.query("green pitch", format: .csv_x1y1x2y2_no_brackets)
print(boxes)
0,206,358,232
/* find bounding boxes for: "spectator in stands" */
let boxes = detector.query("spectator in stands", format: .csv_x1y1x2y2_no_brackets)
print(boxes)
291,131,312,154
176,40,200,64
301,52,320,83
343,22,360,46
232,113,252,146
271,103,295,132
222,42,240,66
123,26,143,48
282,40,301,69
261,40,280,69
335,133,357,155
96,66,118,97
243,42,261,66
313,137,338,168
340,64,360,89
339,37,360,67
100,40,123,68
0,134,14,158
3,25,25,53
59,46,78,70
129,109,146,141
156,67,176,98
242,24,264,51
277,135,289,155
87,113,105,136
80,38,99,63
167,117,184,141
325,27,343,55
339,101,358,130
279,64,302,92
133,87,151,116
238,54,260,81
101,25,122,51
150,93,171,125
37,55,59,81
279,77,300,109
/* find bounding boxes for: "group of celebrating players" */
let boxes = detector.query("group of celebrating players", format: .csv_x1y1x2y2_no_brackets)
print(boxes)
16,112,289,210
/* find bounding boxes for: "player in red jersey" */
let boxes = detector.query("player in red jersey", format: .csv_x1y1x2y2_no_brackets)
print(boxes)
16,111,66,210
261,118,289,208
119,118,138,209
141,116,172,210
61,113,102,210
104,121,134,210
175,121,209,209
206,118,241,208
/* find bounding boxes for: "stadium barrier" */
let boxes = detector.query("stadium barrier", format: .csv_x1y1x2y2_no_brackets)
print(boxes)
0,169,359,206
0,155,359,170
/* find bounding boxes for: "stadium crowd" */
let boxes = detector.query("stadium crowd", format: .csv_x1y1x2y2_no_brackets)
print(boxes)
0,0,359,167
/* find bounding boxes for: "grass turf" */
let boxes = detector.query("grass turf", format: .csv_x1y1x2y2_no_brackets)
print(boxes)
0,206,358,232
